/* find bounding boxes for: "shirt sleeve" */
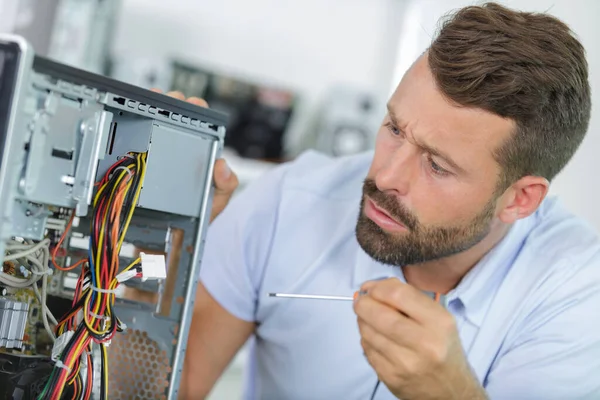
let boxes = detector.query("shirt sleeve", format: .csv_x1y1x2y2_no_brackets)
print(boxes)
484,263,600,400
198,163,289,322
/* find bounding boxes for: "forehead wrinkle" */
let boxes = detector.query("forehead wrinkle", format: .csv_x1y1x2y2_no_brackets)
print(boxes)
389,105,466,174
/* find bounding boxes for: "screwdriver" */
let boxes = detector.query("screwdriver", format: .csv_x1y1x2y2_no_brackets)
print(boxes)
268,292,363,301
269,291,445,304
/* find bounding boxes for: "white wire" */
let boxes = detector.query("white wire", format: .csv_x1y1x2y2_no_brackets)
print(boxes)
2,238,57,341
4,238,51,261
32,282,58,325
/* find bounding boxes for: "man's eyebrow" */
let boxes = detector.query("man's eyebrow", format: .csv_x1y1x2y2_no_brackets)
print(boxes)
418,141,465,174
386,103,401,126
386,103,465,174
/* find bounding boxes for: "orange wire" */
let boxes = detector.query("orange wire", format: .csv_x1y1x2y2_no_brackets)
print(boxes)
434,292,441,303
70,377,78,400
51,213,87,271
109,179,128,277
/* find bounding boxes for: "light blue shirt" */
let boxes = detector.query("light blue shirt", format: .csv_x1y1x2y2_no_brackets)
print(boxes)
200,150,600,400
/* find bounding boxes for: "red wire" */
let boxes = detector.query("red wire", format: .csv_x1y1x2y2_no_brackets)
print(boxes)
50,157,136,399
51,213,86,272
85,351,93,399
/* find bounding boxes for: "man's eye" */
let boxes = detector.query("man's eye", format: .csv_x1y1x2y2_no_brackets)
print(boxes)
428,156,449,176
385,123,400,136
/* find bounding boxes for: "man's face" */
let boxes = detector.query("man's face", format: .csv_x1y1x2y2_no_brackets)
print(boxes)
356,55,515,267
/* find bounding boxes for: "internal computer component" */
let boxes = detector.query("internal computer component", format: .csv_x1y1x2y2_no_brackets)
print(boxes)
0,298,29,349
0,34,227,399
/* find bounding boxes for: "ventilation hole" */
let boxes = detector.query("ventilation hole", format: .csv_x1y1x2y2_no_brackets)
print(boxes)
107,121,117,155
51,148,73,160
107,328,172,398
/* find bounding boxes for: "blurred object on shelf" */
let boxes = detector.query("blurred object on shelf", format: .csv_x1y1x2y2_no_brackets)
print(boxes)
108,56,174,92
305,85,384,157
170,60,296,161
0,0,20,33
6,0,121,74
109,55,297,161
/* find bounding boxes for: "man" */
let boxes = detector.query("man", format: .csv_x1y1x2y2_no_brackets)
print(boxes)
177,2,600,399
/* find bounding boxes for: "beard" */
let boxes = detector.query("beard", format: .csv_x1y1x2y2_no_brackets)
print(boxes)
355,178,497,267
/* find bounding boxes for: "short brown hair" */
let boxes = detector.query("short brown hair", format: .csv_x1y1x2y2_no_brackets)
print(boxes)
428,2,591,190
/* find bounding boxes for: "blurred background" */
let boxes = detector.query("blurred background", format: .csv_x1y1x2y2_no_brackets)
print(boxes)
1,0,597,398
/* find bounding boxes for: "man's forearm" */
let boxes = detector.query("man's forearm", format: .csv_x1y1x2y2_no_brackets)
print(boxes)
452,370,489,400
177,284,255,399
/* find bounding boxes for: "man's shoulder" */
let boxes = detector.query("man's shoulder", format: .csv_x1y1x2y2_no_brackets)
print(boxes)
526,196,600,267
509,196,600,308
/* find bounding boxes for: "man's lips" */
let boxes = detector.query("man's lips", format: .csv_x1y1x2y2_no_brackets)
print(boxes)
364,197,407,233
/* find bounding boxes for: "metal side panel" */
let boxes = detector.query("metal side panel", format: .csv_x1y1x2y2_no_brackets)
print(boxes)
0,35,35,256
137,122,217,218
18,89,106,209
0,33,226,399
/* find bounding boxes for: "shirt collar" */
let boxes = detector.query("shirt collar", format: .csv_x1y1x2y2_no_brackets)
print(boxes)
351,241,405,289
352,213,537,326
446,215,535,326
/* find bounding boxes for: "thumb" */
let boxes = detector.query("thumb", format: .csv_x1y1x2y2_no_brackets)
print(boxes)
213,158,238,195
210,159,238,223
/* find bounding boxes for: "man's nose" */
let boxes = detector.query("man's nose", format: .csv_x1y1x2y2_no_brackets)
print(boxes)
375,146,417,196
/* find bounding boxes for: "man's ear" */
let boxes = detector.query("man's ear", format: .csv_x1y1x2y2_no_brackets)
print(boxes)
497,176,549,224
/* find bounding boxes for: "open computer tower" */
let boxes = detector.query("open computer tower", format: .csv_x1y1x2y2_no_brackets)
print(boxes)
0,34,226,399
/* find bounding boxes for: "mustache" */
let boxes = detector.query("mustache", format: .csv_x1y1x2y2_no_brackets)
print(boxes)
362,178,418,230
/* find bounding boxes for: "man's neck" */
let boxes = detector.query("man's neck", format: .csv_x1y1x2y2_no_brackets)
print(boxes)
402,222,511,295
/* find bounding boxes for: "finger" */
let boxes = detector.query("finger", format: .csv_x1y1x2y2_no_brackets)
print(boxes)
213,159,238,194
166,91,186,100
361,333,408,386
354,294,422,350
359,276,401,295
358,317,401,366
361,337,393,378
210,159,238,223
186,97,209,107
363,278,442,325
150,88,163,93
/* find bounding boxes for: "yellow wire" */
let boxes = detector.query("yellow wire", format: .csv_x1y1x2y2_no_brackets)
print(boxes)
91,153,146,330
68,363,81,385
123,257,141,273
93,163,135,206
83,293,103,335
101,343,109,398
54,332,88,399
87,157,144,335
95,166,132,284
117,153,146,251
54,156,145,397
92,165,135,323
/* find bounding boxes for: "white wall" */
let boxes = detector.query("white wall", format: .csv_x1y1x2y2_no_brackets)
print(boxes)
112,0,404,157
391,0,600,231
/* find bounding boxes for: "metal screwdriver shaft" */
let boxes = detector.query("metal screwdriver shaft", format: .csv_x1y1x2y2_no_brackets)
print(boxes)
268,293,355,301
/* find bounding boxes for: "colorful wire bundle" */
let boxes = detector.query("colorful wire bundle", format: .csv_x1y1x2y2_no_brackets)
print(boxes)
38,152,147,400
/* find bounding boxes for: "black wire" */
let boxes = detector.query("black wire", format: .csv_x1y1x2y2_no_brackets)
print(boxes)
88,155,140,343
42,154,145,399
116,155,141,235
369,379,381,400
40,324,87,399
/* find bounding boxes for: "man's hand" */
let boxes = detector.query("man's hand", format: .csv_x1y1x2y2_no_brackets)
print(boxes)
152,89,238,222
353,278,488,400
